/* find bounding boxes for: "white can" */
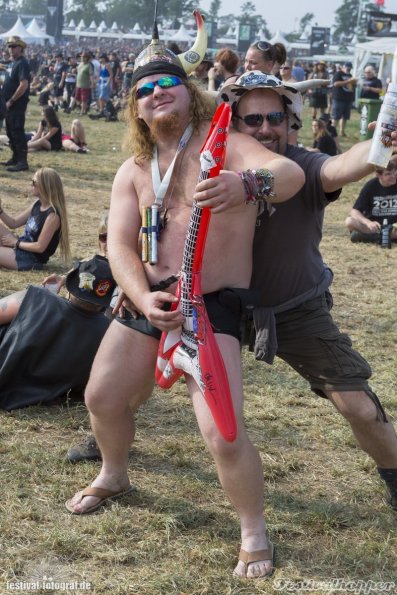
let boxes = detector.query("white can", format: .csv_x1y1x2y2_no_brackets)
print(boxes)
368,82,397,168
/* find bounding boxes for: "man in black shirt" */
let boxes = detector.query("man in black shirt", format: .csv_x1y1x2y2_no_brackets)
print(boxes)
331,61,358,137
2,36,30,172
360,65,383,100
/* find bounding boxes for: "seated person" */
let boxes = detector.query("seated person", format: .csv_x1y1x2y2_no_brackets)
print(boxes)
345,159,397,243
62,118,89,153
0,167,71,271
306,118,337,156
319,112,342,154
0,255,116,410
28,105,62,152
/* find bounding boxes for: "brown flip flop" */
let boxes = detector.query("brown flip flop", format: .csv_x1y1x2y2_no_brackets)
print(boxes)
65,485,134,515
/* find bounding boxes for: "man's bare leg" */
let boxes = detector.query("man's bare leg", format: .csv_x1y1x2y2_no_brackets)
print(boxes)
66,320,158,513
327,390,397,468
188,334,272,578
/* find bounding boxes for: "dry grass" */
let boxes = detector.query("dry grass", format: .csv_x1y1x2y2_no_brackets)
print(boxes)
0,99,396,595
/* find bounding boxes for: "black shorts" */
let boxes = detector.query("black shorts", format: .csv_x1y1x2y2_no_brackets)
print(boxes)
116,290,242,340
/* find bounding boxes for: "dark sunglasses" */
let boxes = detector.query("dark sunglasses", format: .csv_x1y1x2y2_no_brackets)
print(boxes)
281,66,290,70
136,76,183,99
31,179,37,186
252,41,272,53
235,112,286,127
98,233,108,242
8,45,18,49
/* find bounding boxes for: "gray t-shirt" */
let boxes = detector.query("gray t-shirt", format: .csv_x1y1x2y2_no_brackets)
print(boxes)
251,145,341,307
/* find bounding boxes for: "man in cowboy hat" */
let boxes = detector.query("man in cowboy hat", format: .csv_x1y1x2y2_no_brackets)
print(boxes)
65,11,305,579
2,36,30,172
215,70,397,513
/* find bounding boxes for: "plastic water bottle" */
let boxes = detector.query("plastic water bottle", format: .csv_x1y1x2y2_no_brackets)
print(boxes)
368,83,397,168
380,218,392,249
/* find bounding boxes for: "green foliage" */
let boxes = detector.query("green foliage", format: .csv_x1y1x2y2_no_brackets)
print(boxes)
65,0,105,25
209,0,222,20
333,0,383,42
299,12,314,33
236,1,270,37
18,0,47,13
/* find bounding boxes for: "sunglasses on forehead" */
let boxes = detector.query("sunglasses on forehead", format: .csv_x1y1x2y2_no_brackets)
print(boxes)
252,41,272,53
136,76,183,99
235,111,286,127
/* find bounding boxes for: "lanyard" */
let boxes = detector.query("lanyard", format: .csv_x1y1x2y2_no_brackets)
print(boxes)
150,123,193,207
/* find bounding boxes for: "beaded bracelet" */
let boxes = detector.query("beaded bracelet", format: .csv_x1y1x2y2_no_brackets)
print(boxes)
238,168,276,204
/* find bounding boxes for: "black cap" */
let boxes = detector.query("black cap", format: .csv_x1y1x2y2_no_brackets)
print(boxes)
65,255,116,308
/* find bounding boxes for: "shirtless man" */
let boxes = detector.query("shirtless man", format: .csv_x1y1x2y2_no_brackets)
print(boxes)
65,20,305,579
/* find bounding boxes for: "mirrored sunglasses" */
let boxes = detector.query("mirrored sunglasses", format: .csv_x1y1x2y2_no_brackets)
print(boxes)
136,76,183,99
235,112,285,127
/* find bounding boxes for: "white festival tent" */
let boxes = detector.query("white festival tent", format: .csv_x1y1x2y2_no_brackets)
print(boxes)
168,24,194,42
26,18,53,43
354,36,397,83
0,16,42,44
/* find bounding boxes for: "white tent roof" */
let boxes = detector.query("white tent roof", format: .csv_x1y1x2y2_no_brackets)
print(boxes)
257,28,269,41
169,24,193,42
26,18,51,41
355,37,397,55
97,21,107,32
270,30,290,48
132,23,142,32
87,20,97,30
0,16,40,43
76,19,86,30
67,19,76,29
111,21,119,31
354,36,397,84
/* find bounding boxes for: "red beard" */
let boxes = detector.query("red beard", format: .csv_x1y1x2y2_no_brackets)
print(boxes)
151,113,184,139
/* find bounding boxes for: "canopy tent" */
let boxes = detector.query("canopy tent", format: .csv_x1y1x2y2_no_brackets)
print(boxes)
270,30,290,50
169,24,194,42
26,18,52,43
0,16,40,43
354,36,397,82
97,20,107,32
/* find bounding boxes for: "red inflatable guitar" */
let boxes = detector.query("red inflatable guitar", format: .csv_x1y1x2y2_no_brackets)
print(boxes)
155,103,236,442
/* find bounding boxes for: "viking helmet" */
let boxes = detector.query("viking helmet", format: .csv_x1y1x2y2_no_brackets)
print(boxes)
131,3,207,86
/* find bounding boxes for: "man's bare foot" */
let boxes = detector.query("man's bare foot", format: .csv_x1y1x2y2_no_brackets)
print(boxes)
233,532,274,579
65,473,132,514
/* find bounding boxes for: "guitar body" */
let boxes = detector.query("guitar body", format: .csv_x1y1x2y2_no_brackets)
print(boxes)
155,104,237,442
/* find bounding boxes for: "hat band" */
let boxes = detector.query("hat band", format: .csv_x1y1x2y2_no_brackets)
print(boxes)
132,62,187,86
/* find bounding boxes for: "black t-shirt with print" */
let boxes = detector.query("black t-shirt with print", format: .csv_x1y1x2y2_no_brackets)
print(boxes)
353,178,397,224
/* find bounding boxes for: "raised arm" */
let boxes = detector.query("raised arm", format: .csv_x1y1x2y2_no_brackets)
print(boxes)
320,139,374,193
194,130,305,212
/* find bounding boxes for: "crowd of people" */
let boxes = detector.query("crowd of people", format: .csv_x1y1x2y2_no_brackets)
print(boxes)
0,19,396,583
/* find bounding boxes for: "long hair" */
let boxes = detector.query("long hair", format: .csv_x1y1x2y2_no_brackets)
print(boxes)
312,118,328,140
124,79,215,163
35,167,71,262
43,105,61,129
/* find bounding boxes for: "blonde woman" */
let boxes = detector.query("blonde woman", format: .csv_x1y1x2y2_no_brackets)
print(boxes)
0,167,70,270
62,118,89,153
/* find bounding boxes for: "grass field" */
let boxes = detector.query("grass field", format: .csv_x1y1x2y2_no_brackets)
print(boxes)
0,97,396,595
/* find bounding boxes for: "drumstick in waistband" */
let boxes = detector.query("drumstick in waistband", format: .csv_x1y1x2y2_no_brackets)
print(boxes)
141,205,148,262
